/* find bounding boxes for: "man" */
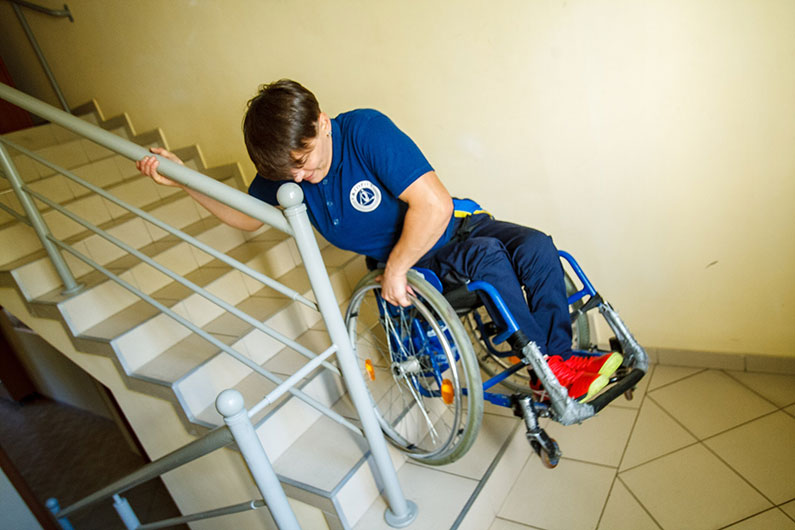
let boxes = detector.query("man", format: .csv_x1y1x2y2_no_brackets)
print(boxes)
137,79,621,401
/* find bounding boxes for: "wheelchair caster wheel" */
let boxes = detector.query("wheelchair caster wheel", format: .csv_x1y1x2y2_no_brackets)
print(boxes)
531,438,560,469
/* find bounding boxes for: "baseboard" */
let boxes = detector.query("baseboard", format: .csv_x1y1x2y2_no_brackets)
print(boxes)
649,346,795,375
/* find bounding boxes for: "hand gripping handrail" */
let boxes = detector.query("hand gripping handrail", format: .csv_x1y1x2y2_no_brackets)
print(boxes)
0,82,292,235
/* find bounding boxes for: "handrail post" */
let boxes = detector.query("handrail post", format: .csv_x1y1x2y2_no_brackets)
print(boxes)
45,498,75,530
0,142,82,295
216,389,300,530
277,183,418,528
112,494,141,530
11,2,71,113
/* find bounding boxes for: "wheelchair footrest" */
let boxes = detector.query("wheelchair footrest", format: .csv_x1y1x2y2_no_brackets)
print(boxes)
588,368,646,414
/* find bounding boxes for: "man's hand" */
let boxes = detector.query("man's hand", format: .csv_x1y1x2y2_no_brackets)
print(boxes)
376,269,415,307
136,147,184,188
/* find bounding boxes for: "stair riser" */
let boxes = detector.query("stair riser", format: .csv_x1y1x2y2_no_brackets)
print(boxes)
175,266,354,416
54,201,228,332
255,371,346,460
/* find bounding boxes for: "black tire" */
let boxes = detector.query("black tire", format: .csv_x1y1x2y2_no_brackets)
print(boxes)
345,269,484,465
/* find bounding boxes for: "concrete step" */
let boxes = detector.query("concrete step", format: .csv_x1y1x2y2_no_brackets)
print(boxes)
118,244,357,388
8,193,216,304
2,120,89,151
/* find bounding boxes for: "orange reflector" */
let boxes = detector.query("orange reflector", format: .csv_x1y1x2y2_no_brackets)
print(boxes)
509,355,522,365
365,359,375,381
441,379,454,404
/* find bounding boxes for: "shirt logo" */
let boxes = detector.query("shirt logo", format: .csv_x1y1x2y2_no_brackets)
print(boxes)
350,180,382,212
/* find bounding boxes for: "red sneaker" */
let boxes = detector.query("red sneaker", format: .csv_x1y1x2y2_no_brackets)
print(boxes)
561,352,623,378
545,356,609,402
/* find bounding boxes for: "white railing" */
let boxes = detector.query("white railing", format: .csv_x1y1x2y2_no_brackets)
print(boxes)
0,82,418,529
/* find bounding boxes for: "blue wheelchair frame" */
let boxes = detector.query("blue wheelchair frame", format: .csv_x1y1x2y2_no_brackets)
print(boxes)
382,250,646,412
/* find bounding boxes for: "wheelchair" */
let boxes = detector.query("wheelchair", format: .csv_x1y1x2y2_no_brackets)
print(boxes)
344,251,649,467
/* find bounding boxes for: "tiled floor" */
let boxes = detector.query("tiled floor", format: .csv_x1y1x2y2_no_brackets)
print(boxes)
0,394,187,530
361,364,795,530
482,364,795,530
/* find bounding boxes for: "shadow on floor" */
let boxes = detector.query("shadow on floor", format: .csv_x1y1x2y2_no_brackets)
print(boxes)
0,394,187,529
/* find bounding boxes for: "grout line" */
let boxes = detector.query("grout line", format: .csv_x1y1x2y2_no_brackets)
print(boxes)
701,437,779,514
780,499,795,524
715,507,785,529
555,456,618,471
595,365,655,529
645,365,707,393
614,475,665,530
451,419,522,529
700,408,783,444
722,369,795,410
491,514,548,530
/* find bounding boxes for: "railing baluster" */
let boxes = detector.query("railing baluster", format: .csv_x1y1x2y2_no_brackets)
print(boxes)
278,184,419,527
0,142,82,295
45,498,75,530
112,495,141,530
10,1,71,113
217,390,300,530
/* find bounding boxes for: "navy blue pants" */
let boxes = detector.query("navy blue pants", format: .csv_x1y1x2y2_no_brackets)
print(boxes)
417,215,573,357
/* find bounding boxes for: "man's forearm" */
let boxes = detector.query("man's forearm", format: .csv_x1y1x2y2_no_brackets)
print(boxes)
184,187,264,232
384,202,450,276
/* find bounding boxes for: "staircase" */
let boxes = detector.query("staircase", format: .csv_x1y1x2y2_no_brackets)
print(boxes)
0,101,421,528
0,96,536,530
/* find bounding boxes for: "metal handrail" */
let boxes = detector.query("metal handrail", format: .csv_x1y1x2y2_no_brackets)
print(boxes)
1,137,318,310
7,0,73,112
0,83,293,234
7,0,73,20
57,425,234,518
0,82,417,528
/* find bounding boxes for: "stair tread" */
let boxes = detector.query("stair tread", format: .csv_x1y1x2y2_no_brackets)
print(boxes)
192,327,334,426
272,414,369,492
135,333,225,383
132,292,294,385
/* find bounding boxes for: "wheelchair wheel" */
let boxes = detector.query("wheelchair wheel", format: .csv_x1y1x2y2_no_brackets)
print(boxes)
346,269,484,465
467,272,590,393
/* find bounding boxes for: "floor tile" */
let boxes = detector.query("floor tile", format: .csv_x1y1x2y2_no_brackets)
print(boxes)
419,413,518,480
598,479,660,530
353,462,477,530
647,365,703,391
726,371,795,408
620,444,771,529
545,406,637,467
786,404,795,418
620,399,696,470
705,411,795,504
498,457,615,530
649,370,776,439
488,518,539,529
723,508,795,529
457,423,531,530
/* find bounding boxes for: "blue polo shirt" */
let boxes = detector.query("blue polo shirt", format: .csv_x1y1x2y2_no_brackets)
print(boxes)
248,109,456,261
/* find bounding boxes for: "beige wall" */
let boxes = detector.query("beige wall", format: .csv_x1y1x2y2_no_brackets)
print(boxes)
1,0,793,357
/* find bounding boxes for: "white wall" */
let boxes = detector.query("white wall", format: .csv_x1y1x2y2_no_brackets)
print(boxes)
0,310,112,419
1,0,793,357
0,467,43,530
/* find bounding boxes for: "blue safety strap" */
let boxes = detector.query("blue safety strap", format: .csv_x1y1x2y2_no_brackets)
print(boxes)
452,198,491,218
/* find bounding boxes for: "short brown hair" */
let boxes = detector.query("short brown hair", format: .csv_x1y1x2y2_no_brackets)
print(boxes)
243,79,320,181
